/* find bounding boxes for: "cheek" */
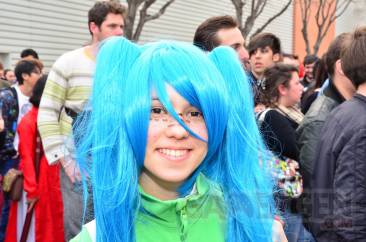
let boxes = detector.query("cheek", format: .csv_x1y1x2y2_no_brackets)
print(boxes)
191,123,208,141
146,124,162,149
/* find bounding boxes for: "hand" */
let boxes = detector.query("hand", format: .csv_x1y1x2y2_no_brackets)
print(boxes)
59,157,81,184
27,197,39,213
0,117,4,132
272,219,288,242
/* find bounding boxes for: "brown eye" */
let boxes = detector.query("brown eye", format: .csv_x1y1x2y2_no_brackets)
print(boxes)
189,111,202,117
151,107,166,114
185,109,204,123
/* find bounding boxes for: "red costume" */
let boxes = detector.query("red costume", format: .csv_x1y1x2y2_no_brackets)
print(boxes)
5,107,64,242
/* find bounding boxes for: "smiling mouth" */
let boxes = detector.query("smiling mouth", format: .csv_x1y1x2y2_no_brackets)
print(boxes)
157,148,191,160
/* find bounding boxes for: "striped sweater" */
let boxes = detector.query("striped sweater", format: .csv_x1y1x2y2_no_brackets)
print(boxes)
38,47,95,164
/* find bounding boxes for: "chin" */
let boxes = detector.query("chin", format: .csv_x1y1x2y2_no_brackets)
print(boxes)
158,171,192,185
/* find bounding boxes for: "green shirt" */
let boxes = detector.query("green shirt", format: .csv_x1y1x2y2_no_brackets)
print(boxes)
71,174,226,242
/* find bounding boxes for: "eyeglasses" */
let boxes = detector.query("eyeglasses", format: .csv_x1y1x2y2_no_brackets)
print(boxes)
150,106,204,126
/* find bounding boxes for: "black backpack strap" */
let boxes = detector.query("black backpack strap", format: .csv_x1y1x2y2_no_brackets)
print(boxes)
9,87,19,121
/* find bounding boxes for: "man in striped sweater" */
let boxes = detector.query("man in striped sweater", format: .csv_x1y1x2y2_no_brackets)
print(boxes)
37,1,126,240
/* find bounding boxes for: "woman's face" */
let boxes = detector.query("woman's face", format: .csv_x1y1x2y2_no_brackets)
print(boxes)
140,85,208,197
280,71,303,107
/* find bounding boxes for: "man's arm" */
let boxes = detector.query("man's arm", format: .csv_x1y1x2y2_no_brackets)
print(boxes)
297,120,324,183
333,129,366,241
37,59,70,164
0,89,17,156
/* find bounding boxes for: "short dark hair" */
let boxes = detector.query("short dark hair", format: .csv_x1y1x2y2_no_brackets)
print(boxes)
88,1,126,35
0,62,3,70
260,63,298,107
325,32,352,78
29,74,47,107
193,15,238,51
14,59,41,85
248,32,281,56
303,54,319,65
20,48,39,59
341,27,366,88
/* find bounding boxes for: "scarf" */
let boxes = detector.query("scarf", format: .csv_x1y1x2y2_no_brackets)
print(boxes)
274,104,304,125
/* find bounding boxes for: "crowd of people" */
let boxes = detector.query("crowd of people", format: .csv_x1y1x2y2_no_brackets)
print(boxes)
0,1,365,242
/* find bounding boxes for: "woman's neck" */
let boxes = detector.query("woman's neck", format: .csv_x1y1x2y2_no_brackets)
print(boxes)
276,96,290,107
139,170,180,201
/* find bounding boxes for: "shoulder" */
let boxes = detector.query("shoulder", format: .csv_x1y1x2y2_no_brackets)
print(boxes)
51,47,90,73
329,95,366,129
18,108,37,130
304,94,338,121
263,109,287,123
0,87,17,106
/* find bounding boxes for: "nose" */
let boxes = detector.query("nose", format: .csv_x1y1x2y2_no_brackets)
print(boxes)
238,47,249,64
115,27,123,36
165,117,189,140
255,51,261,58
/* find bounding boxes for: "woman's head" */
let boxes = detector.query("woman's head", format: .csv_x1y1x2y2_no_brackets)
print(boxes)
76,37,274,242
80,38,230,197
261,63,303,107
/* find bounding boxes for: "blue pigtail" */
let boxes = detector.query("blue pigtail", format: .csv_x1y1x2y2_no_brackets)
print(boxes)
75,37,142,242
208,47,275,241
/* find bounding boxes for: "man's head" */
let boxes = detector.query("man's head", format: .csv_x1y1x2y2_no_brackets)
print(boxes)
88,1,126,43
4,69,16,83
248,33,281,79
14,59,42,86
303,54,319,82
325,32,355,99
193,15,249,67
20,48,39,59
341,27,366,90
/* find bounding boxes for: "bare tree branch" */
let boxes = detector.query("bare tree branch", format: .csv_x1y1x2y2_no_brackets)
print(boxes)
233,0,292,39
255,0,267,18
252,0,292,36
313,0,353,55
231,0,245,29
299,0,312,54
124,0,175,42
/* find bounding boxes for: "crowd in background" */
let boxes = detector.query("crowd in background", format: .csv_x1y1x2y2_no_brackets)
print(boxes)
0,1,365,242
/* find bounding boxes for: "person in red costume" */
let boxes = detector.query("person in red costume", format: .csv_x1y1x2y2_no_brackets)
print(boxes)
5,75,64,242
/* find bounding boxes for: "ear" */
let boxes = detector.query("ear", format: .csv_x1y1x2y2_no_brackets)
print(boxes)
21,73,29,82
277,83,288,96
89,22,99,35
335,59,345,76
272,53,280,62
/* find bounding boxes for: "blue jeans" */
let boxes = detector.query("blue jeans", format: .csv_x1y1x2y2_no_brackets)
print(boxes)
0,158,18,242
284,211,316,242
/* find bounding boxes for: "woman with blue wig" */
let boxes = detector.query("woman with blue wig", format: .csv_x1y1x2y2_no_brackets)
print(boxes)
71,37,286,242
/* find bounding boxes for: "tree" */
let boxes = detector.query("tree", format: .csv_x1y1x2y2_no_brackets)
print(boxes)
124,0,175,42
231,0,293,39
299,0,353,55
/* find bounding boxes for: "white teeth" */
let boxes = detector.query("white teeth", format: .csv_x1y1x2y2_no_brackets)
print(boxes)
158,149,188,157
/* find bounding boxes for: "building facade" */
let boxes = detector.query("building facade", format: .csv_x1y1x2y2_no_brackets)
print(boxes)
0,0,293,71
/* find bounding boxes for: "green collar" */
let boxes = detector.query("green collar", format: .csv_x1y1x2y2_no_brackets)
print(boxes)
138,174,212,224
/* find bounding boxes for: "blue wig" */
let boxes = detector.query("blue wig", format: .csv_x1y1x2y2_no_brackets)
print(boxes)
75,37,275,242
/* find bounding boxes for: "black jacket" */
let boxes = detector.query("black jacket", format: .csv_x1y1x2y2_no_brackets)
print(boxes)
260,109,299,161
297,82,344,191
310,94,366,242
